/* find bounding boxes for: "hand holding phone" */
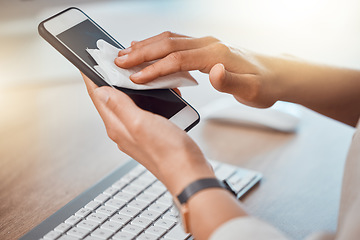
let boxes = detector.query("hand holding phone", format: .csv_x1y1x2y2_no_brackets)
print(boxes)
38,7,199,131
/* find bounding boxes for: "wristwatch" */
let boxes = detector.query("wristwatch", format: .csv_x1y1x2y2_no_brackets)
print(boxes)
172,178,237,233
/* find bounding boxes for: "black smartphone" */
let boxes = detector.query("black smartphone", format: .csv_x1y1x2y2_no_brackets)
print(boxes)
38,7,199,132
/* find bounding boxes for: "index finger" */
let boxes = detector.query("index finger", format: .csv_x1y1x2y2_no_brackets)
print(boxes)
129,47,212,84
122,31,189,55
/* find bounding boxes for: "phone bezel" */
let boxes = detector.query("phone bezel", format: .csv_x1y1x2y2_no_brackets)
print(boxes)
38,7,199,132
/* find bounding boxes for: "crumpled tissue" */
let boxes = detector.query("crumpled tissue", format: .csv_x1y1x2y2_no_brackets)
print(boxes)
86,39,198,90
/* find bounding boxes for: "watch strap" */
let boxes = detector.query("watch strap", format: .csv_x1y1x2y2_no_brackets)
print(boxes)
177,178,237,204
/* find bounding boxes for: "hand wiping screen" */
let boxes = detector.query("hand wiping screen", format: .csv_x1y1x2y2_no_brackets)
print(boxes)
86,39,198,90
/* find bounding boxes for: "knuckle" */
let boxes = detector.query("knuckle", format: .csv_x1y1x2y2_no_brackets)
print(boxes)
129,115,144,136
130,41,138,49
168,52,183,64
204,36,219,43
163,37,177,51
213,42,230,55
106,126,120,143
162,31,173,38
130,40,142,50
129,49,147,63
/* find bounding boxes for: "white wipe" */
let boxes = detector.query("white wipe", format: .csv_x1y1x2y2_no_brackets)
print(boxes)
86,39,198,90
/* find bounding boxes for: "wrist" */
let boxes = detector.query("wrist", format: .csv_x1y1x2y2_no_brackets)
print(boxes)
256,54,291,105
158,153,215,196
264,54,309,104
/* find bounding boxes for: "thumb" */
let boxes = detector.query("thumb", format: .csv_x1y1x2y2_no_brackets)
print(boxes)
209,63,259,104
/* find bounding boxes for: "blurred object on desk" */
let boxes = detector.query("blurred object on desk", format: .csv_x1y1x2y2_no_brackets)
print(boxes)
201,97,301,132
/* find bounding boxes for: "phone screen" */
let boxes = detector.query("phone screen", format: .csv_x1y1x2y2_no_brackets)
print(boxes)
56,19,187,119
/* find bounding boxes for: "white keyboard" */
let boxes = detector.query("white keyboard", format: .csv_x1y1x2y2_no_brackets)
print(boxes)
22,159,261,240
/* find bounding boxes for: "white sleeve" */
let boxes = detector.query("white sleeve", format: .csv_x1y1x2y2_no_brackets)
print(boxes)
209,217,289,240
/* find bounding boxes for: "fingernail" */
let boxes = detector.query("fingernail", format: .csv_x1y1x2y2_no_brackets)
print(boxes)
95,88,109,103
131,41,138,46
116,54,128,63
131,71,142,79
120,47,131,54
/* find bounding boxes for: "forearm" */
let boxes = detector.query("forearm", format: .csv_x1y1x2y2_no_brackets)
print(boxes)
269,56,360,126
187,188,247,240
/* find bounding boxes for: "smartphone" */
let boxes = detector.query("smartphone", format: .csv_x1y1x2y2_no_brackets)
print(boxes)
38,7,199,132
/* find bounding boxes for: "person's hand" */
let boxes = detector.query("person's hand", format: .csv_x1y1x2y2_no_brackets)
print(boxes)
81,73,215,195
115,32,283,108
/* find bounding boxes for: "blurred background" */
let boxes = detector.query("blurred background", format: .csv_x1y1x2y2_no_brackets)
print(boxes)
1,0,360,88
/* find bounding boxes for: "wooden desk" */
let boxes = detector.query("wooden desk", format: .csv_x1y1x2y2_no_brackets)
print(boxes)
0,78,355,240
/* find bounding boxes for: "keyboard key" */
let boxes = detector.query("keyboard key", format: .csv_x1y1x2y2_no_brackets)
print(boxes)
154,218,175,230
137,233,158,240
140,210,162,221
215,164,236,180
65,215,82,225
112,180,127,190
103,186,119,196
112,231,135,240
118,206,141,218
144,186,166,196
127,199,149,210
105,198,126,210
141,171,157,181
96,205,117,216
67,226,89,238
75,207,92,218
110,213,132,225
152,180,165,189
209,160,220,170
145,225,167,237
87,212,108,223
101,220,122,232
163,224,190,240
54,223,72,233
122,224,143,235
148,202,169,213
227,172,243,186
130,164,146,176
114,191,134,202
85,201,101,211
131,216,152,228
156,197,173,208
94,193,110,203
91,228,113,239
122,185,144,196
121,173,137,184
131,177,154,189
77,219,99,231
136,193,158,204
162,211,178,222
43,230,61,240
151,183,166,192
84,236,103,240
58,235,79,240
